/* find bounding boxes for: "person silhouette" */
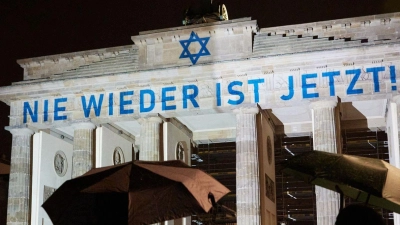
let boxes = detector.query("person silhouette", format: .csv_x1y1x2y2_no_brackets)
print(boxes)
335,204,384,225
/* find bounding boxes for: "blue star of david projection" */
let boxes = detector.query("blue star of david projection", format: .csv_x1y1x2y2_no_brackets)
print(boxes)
179,31,211,65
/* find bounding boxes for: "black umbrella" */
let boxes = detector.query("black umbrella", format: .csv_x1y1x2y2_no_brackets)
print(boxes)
281,150,400,213
42,160,230,225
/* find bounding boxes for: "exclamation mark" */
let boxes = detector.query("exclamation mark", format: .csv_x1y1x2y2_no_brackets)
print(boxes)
390,65,397,91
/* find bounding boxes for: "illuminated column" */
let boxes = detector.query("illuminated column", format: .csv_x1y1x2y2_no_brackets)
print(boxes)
234,106,261,225
139,116,163,225
310,100,340,225
6,127,34,225
387,96,400,225
71,122,96,178
139,116,163,161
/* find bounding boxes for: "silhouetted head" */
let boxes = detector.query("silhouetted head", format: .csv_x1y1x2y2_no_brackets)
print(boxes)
335,204,384,225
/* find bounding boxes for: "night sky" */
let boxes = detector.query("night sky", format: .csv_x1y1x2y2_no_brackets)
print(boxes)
0,0,399,161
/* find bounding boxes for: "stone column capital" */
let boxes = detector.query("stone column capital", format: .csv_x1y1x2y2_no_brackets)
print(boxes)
139,114,162,161
232,104,259,115
392,95,400,104
309,100,337,110
71,121,96,130
5,126,34,136
138,115,163,125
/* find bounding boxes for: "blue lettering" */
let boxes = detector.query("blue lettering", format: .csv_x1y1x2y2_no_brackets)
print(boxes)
346,69,363,95
43,100,49,122
322,71,340,96
183,85,199,109
140,89,155,113
162,87,176,111
366,66,385,92
248,78,264,103
216,83,221,106
23,101,38,123
281,76,294,101
228,81,244,105
54,98,67,121
120,91,134,115
302,73,319,99
390,65,397,91
109,93,114,116
81,94,104,118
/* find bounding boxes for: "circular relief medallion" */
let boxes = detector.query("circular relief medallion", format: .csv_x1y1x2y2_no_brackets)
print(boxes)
267,136,273,165
54,151,67,177
175,141,186,161
113,147,125,165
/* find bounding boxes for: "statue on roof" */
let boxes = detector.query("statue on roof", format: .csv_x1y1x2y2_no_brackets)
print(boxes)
183,0,228,25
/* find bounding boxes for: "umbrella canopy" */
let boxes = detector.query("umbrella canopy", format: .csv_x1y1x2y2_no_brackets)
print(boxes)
42,160,230,225
280,150,400,213
0,162,10,175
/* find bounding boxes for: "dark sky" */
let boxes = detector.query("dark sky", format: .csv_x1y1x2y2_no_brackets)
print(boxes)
0,0,399,161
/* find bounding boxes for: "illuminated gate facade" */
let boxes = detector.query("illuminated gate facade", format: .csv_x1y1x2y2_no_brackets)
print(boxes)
1,12,400,225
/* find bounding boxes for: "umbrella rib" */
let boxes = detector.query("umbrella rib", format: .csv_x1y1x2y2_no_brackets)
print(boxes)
335,185,344,211
355,191,362,201
366,194,371,205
